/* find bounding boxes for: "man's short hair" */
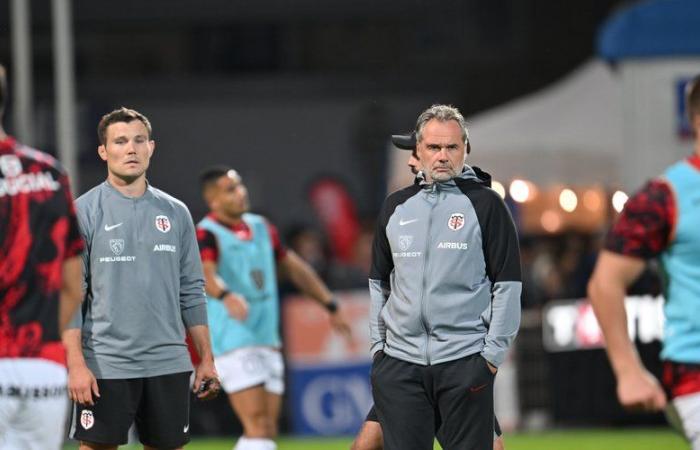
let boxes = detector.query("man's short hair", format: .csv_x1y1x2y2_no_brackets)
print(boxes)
414,105,471,154
199,165,240,200
0,64,7,117
686,75,700,125
97,107,152,145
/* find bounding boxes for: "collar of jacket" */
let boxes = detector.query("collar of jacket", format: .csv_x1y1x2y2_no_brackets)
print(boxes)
415,164,492,189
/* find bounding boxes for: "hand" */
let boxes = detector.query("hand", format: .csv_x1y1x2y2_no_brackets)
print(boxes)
617,367,667,411
373,350,385,362
223,293,249,321
192,357,221,401
486,361,498,375
329,309,352,342
67,364,99,406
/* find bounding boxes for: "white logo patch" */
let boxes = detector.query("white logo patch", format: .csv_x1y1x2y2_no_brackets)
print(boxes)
104,222,123,231
153,244,177,252
392,251,422,258
183,423,189,433
0,155,22,177
155,215,171,233
109,239,124,255
0,171,61,197
80,409,94,430
399,218,418,226
100,239,135,263
398,235,413,251
437,242,468,250
447,213,465,231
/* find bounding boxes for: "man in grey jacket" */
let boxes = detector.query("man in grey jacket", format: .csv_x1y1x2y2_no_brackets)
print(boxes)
369,104,521,450
63,107,219,450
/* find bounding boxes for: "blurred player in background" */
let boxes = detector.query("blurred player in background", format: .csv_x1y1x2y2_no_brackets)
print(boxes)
0,63,84,450
197,166,351,450
351,132,505,450
65,107,219,450
588,75,700,448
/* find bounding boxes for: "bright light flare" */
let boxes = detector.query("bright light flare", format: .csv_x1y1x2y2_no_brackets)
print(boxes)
559,189,578,212
612,190,628,213
491,181,506,199
509,179,531,203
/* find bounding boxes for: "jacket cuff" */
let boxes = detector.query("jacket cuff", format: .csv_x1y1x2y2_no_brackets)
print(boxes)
481,347,505,368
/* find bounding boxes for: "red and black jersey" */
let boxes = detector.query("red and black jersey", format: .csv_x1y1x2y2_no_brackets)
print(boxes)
0,136,84,365
604,179,675,259
196,213,287,263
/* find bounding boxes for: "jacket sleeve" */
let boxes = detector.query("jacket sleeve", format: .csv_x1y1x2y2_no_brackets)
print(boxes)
368,201,394,358
479,192,522,367
178,206,208,328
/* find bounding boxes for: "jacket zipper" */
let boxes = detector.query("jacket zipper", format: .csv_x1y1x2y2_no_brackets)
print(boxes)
420,183,437,365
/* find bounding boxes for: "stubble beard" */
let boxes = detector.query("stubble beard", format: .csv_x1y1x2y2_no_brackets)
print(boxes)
430,167,457,182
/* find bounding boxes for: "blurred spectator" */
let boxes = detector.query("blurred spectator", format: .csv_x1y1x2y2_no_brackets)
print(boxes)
281,224,368,293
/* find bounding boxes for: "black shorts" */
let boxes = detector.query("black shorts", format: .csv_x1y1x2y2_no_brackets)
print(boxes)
365,405,503,438
70,371,191,448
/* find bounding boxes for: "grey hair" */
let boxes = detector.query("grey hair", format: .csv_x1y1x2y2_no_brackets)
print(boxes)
415,104,469,145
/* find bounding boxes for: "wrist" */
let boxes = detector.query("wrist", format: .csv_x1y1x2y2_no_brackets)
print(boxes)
66,357,88,371
611,353,644,378
217,289,230,300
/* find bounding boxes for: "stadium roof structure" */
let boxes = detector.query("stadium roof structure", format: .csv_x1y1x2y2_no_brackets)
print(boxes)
598,0,700,61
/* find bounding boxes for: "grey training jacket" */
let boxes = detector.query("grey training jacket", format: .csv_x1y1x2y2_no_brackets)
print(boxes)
369,166,521,367
71,181,207,379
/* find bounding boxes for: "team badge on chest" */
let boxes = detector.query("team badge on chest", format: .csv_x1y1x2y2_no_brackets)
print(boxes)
80,409,94,430
448,213,465,231
155,215,171,233
251,269,265,290
109,239,124,255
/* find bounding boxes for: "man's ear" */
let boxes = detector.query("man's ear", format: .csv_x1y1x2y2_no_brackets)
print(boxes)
98,145,107,161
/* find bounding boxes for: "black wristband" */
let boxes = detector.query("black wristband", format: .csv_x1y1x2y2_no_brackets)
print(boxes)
325,298,339,314
217,289,230,300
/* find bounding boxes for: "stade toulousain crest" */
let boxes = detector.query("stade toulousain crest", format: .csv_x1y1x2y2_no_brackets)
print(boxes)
80,409,94,430
448,213,465,231
155,215,171,233
251,269,265,290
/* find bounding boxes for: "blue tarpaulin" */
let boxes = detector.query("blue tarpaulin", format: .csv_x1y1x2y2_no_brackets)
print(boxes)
598,0,700,60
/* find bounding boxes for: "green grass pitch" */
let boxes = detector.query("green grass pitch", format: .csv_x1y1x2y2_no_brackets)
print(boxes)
64,428,688,449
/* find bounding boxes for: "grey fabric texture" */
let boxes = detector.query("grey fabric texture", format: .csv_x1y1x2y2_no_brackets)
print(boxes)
70,181,207,378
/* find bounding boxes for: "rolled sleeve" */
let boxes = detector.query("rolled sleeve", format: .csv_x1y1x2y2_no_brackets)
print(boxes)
181,302,208,328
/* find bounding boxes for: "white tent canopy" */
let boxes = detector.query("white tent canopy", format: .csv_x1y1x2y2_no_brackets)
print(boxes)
466,59,624,187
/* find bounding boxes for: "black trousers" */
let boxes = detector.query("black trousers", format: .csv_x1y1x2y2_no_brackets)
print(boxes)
371,352,494,450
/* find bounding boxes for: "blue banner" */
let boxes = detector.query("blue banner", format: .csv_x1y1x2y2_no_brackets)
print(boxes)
287,362,373,436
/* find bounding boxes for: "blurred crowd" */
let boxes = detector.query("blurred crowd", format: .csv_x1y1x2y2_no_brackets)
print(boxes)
279,222,662,308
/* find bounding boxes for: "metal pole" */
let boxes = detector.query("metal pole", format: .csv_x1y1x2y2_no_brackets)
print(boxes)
10,0,33,144
51,0,79,188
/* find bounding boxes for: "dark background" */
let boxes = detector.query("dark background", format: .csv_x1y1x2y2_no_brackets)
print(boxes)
0,0,627,227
